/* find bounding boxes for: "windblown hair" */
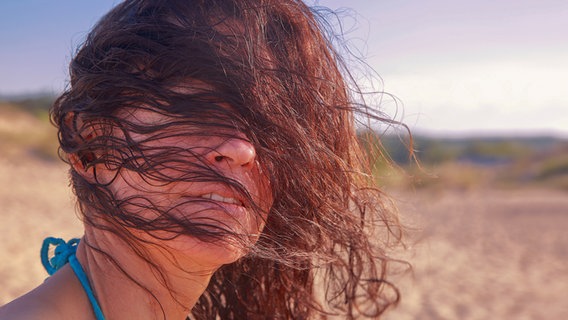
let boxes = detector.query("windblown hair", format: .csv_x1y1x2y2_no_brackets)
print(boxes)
51,0,405,318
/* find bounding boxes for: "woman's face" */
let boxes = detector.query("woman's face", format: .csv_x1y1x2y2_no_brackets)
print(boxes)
95,108,273,269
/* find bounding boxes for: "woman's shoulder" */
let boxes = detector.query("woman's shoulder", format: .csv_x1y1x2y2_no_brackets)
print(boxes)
0,286,62,320
0,265,88,320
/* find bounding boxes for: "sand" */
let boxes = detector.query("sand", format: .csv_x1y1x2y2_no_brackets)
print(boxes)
1,154,567,319
385,188,568,320
0,156,82,303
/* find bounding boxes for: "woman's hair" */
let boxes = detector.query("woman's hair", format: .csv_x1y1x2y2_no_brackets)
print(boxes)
51,0,405,318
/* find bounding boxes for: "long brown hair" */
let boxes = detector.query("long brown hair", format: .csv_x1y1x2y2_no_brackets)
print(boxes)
51,0,405,318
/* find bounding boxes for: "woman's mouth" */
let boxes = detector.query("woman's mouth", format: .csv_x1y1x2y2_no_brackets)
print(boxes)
200,193,244,206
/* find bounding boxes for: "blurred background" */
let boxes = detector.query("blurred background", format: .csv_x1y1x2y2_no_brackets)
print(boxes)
1,0,567,319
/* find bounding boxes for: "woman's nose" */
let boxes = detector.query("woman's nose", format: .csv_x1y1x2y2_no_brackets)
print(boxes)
207,137,256,171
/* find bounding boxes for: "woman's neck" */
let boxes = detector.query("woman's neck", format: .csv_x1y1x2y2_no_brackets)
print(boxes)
75,231,215,320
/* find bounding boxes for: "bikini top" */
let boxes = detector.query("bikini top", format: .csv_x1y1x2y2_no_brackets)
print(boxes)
41,237,106,320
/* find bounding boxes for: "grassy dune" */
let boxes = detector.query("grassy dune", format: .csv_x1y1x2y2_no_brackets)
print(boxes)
1,99,567,318
0,101,59,161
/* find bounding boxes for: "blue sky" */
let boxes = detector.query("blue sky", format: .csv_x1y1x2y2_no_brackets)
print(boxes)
1,0,567,136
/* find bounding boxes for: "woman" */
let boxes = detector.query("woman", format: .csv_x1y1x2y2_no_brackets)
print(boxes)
0,0,405,319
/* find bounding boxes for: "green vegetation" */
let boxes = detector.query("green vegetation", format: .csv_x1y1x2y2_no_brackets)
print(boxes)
360,130,568,191
0,94,59,161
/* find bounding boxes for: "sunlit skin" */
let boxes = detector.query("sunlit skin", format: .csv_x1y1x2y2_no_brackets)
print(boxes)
97,108,273,266
0,108,273,320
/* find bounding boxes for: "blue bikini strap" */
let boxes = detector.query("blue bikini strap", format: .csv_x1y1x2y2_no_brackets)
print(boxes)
41,237,106,320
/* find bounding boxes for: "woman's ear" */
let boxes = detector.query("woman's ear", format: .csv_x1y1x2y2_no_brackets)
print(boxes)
64,112,98,179
68,151,96,172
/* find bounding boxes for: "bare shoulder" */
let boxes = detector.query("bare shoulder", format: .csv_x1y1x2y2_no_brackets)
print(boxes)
0,287,60,320
0,266,86,320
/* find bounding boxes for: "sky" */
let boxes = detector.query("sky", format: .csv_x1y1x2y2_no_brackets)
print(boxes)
1,0,567,137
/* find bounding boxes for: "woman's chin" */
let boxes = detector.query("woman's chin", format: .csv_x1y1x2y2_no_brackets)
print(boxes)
164,232,256,268
125,207,265,269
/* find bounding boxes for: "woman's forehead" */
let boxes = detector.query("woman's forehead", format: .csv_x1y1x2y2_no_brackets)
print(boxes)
118,80,231,123
121,107,172,126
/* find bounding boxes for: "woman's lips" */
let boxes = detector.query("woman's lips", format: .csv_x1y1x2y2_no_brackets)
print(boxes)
199,193,244,206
